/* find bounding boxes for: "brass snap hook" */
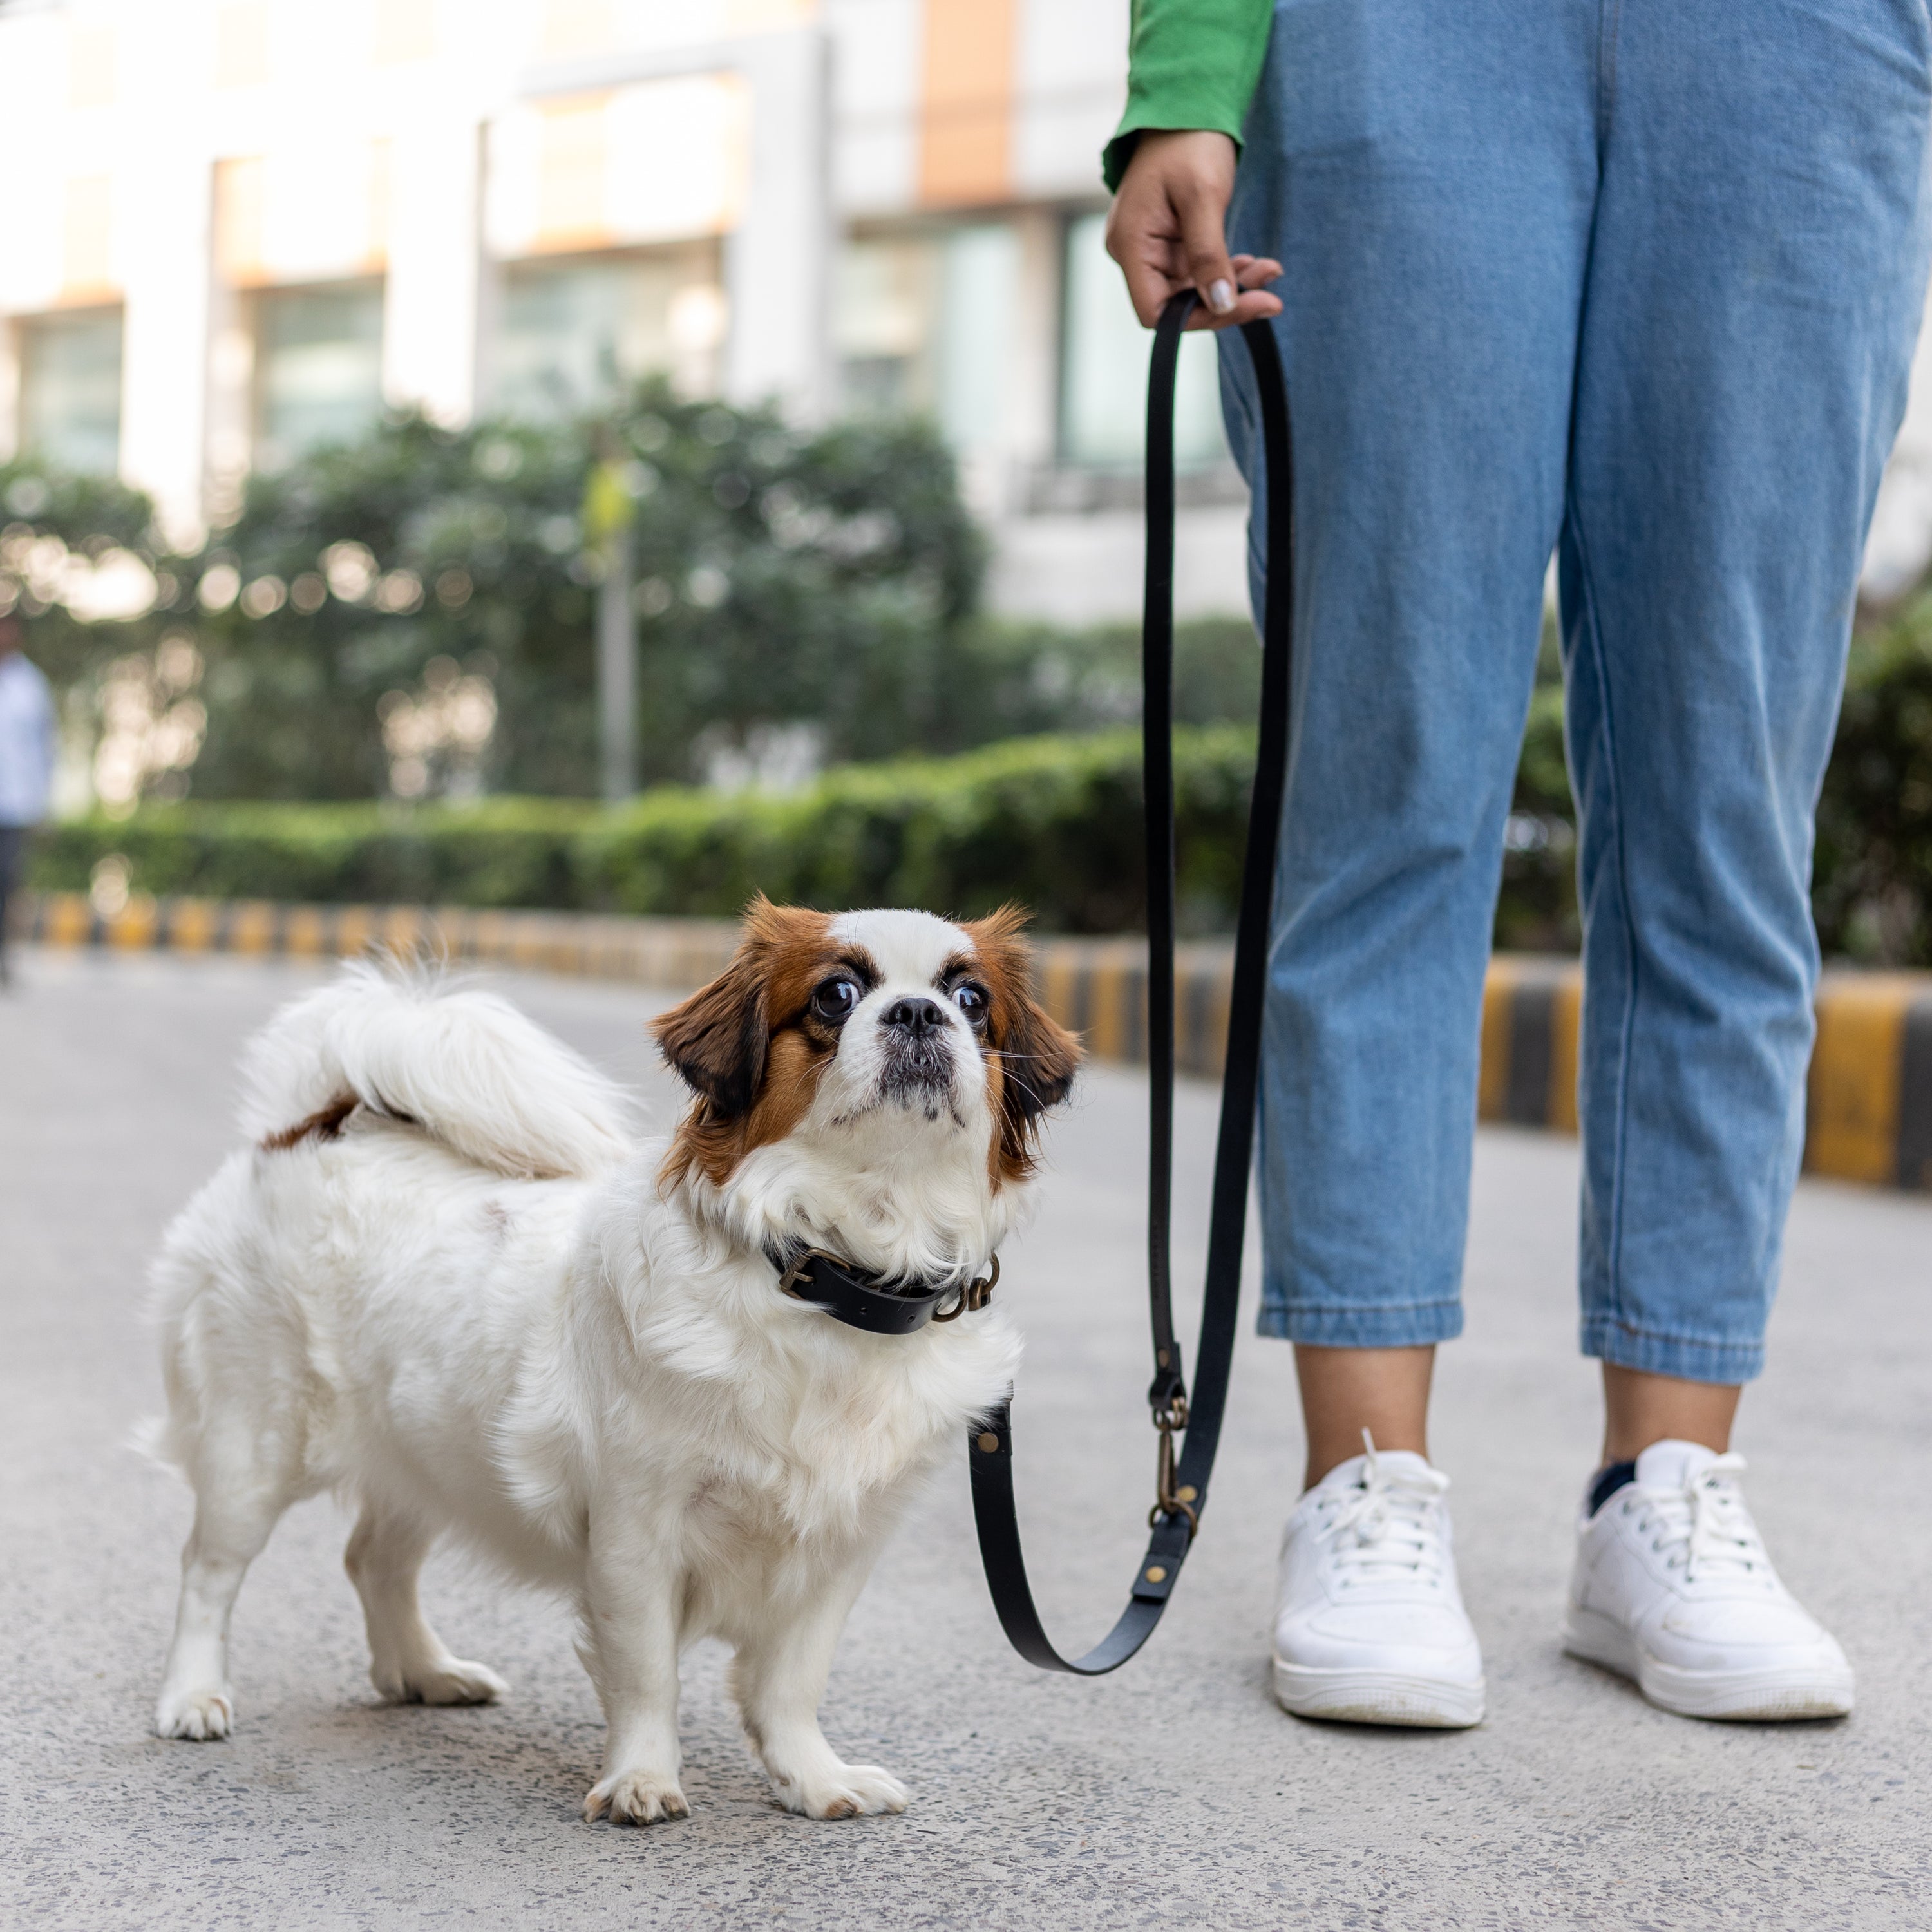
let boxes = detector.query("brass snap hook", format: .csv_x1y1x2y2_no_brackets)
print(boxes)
1148,1395,1199,1537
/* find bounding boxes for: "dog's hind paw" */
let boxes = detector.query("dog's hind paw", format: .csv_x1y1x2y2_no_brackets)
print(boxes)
584,1769,690,1826
773,1763,909,1820
379,1656,508,1707
155,1686,234,1741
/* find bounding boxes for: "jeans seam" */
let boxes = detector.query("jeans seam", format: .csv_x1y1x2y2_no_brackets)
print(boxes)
1259,1293,1463,1316
1595,0,1624,146
1564,506,1638,1330
1580,1312,1760,1352
1579,1316,1765,1381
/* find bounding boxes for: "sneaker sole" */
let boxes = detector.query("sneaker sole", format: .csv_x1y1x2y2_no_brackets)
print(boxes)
1271,1658,1485,1728
1562,1607,1854,1721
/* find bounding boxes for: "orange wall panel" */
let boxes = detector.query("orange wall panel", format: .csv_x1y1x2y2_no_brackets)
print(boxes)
918,0,1014,207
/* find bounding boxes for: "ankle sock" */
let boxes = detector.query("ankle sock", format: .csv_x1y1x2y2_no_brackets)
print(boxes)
1587,1460,1636,1517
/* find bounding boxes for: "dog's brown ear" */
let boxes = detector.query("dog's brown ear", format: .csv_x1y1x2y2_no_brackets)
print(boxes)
964,904,1082,1180
650,896,826,1118
652,951,768,1117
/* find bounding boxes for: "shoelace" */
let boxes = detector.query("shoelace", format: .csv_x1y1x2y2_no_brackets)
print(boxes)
1317,1430,1452,1589
1622,1452,1770,1584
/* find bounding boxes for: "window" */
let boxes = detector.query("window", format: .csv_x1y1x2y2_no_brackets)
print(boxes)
254,282,384,469
834,222,1019,457
935,225,1019,457
491,243,724,420
17,308,123,474
1059,212,1226,472
835,236,938,419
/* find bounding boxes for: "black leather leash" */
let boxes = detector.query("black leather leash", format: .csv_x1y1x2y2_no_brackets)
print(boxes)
964,293,1296,1672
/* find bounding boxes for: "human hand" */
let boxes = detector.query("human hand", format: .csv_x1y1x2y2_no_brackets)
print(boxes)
1104,130,1283,330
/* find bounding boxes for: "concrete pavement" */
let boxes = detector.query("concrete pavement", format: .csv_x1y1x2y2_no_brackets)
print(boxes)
3,950,1929,1931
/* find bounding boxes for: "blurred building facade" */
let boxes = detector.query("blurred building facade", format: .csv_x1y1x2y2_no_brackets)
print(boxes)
0,0,1248,623
6,0,1929,621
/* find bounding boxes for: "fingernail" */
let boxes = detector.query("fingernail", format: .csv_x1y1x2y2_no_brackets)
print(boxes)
1208,279,1236,314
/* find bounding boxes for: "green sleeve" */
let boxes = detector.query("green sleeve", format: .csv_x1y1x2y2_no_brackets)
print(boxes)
1102,0,1274,192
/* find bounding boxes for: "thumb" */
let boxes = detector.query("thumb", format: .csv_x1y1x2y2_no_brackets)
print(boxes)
1175,184,1238,317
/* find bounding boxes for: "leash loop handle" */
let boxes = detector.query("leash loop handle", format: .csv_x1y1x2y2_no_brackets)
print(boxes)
966,293,1296,1672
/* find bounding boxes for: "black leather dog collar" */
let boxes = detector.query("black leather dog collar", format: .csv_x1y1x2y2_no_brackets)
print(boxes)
766,1246,997,1336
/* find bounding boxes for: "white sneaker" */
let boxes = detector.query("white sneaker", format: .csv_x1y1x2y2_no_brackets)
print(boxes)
1271,1437,1486,1727
1564,1439,1854,1721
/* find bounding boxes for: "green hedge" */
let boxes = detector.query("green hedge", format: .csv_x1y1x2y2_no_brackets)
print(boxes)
32,672,1931,958
28,729,1256,937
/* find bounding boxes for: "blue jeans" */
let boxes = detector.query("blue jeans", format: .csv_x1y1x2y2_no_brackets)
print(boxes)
1220,0,1932,1381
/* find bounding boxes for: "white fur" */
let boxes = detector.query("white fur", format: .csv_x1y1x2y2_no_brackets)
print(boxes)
236,961,634,1180
147,914,1028,1824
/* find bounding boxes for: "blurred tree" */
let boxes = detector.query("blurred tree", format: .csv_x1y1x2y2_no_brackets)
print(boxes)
183,385,986,799
0,462,170,686
926,614,1262,750
0,461,205,812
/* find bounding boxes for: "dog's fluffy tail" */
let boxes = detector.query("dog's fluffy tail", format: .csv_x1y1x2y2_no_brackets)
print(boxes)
238,961,634,1180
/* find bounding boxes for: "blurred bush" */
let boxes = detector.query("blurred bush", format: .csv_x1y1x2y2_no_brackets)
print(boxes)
1815,598,1932,965
1492,598,1932,965
31,728,1254,936
1497,675,1580,954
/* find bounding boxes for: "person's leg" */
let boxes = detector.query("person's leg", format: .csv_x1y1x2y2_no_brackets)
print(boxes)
1220,0,1602,1727
1600,1366,1738,1465
0,824,21,987
1564,0,1931,1409
1559,0,1929,1719
1294,1344,1433,1492
1221,0,1598,1474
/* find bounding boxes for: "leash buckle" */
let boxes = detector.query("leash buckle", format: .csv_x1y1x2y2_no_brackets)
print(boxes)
1148,1393,1198,1538
932,1253,1000,1323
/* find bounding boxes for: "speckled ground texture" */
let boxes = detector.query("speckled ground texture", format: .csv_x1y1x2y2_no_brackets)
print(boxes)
3,950,1929,1931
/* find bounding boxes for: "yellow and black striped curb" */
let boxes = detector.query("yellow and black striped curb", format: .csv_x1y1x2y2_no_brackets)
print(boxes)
1479,956,1932,1193
15,892,1931,1191
13,892,1241,1077
15,891,743,995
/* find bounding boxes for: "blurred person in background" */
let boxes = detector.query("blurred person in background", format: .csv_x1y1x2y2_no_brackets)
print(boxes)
1104,1,1928,1729
0,610,55,990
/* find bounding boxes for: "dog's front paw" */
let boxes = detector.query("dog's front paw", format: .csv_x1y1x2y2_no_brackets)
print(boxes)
772,1763,909,1820
156,1685,234,1741
584,1769,691,1826
377,1657,508,1707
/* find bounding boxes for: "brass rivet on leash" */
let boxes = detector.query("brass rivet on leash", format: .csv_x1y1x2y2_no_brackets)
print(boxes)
977,1432,999,1453
1175,1486,1197,1504
1144,1566,1167,1584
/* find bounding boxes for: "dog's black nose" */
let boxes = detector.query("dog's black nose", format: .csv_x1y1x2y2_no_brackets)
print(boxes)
883,996,946,1039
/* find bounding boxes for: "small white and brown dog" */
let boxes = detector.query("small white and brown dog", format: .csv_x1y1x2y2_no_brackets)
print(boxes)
146,900,1079,1823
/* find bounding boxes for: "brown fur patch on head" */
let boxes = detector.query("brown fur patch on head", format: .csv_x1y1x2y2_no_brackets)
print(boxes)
653,897,869,1188
958,904,1081,1185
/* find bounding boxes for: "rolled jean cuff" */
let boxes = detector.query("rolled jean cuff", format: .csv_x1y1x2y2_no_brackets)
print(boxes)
1256,1293,1464,1347
1579,1315,1763,1386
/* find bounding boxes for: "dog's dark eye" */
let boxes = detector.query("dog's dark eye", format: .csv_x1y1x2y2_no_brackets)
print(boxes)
951,981,989,1028
811,977,861,1023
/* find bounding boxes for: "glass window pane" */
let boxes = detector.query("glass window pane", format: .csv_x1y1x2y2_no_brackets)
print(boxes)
255,283,385,469
492,243,723,419
19,309,124,475
833,236,938,419
936,223,1018,456
1059,211,1226,472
